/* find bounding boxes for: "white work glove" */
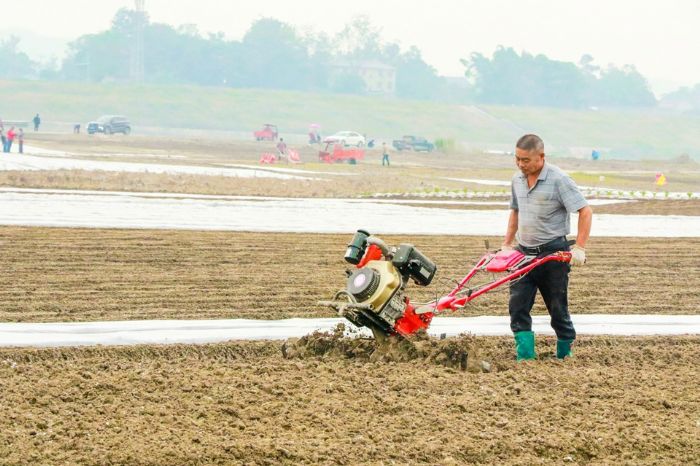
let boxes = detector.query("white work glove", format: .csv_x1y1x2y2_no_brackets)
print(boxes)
570,245,586,266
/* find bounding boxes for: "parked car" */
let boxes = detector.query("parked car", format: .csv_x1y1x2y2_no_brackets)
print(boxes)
253,124,278,141
392,135,435,152
323,131,365,147
87,115,131,135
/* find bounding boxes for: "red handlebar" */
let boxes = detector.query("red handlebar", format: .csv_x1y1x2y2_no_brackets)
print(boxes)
434,250,571,312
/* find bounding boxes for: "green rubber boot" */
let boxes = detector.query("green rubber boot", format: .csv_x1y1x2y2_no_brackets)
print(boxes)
514,331,536,361
556,339,574,359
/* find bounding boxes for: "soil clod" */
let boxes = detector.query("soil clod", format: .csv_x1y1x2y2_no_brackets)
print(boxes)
282,325,491,371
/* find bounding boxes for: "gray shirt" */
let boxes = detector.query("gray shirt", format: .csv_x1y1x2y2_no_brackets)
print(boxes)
510,163,588,247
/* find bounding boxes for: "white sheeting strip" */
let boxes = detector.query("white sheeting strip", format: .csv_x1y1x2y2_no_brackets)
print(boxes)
0,315,698,348
0,191,698,235
0,153,314,180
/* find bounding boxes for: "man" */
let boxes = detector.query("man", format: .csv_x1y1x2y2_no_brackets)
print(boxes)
502,134,592,360
18,128,24,154
6,126,16,153
276,138,288,161
33,114,41,131
381,142,390,166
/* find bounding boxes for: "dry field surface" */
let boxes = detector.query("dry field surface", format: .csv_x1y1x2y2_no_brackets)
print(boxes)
1,227,698,322
1,335,698,464
8,133,699,200
2,135,698,464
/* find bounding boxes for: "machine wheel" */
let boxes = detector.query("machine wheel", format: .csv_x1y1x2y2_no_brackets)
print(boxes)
348,158,357,165
123,127,131,135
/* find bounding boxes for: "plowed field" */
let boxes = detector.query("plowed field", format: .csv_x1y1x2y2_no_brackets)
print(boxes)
2,134,699,464
1,227,698,322
1,335,698,465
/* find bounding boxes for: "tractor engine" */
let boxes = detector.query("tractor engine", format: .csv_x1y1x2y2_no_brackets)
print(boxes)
332,230,437,337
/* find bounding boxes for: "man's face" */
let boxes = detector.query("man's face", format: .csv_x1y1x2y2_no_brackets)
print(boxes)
515,148,545,176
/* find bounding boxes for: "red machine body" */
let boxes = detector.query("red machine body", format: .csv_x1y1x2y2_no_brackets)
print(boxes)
318,143,365,164
321,232,573,339
359,247,571,337
254,124,278,141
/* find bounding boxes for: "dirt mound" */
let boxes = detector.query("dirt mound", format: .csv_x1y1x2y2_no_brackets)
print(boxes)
281,324,491,372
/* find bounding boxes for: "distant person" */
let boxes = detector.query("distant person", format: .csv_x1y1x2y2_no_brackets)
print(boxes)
18,128,24,154
308,129,321,144
0,128,5,153
5,126,16,152
33,113,41,131
381,142,390,166
74,123,81,134
276,138,288,161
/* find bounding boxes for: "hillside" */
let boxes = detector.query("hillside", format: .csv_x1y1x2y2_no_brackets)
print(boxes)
2,79,699,159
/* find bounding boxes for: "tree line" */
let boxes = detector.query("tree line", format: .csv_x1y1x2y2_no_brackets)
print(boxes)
0,8,686,109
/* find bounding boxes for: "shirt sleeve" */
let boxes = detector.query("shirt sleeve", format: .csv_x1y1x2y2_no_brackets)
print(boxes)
557,176,588,213
509,182,519,210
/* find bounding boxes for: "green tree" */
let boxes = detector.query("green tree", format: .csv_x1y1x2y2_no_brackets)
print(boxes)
0,36,35,79
333,15,383,59
235,18,314,90
660,83,700,114
463,47,655,108
330,72,366,94
62,30,129,82
594,65,656,107
395,46,442,100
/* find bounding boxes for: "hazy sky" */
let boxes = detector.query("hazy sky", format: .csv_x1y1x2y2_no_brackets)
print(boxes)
6,0,700,95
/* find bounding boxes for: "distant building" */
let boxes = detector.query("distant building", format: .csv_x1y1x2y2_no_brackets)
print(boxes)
331,60,396,95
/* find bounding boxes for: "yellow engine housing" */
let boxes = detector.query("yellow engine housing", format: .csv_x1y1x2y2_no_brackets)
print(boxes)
357,260,401,311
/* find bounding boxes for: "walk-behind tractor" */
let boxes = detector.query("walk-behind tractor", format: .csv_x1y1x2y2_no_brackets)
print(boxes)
320,230,573,339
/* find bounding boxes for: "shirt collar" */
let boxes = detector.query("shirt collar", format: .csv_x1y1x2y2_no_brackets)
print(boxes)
517,162,549,181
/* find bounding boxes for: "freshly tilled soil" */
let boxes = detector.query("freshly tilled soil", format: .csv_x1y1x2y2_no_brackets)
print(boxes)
0,227,698,322
0,335,697,465
2,133,697,465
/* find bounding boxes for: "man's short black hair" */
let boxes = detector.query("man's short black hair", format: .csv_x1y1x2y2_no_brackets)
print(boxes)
516,134,544,153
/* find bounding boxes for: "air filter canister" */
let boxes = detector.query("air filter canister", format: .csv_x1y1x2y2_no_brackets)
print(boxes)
346,267,380,302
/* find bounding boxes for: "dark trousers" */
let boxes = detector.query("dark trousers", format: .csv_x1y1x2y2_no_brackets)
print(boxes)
508,237,576,340
382,154,390,166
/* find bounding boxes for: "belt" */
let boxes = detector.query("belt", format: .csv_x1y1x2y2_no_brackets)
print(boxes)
518,237,567,255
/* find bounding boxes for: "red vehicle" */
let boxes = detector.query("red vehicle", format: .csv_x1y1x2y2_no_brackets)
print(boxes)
253,124,278,141
318,142,364,164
